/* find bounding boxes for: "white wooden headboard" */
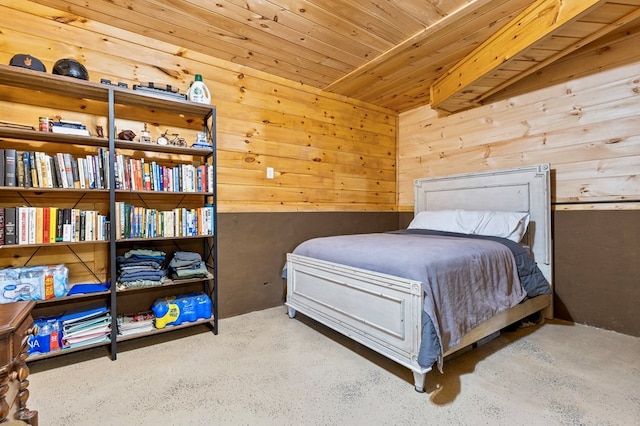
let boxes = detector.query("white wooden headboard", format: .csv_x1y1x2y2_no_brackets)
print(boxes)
414,164,552,286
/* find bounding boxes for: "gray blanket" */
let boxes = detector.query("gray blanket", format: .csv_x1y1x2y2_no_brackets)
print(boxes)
292,231,543,371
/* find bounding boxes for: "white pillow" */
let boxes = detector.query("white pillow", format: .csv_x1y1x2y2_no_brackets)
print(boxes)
407,209,530,242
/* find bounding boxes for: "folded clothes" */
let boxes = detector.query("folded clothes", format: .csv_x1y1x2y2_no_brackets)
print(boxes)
116,279,164,290
168,251,202,268
118,270,165,282
116,257,164,268
123,248,166,259
172,251,202,262
170,261,209,280
118,265,162,273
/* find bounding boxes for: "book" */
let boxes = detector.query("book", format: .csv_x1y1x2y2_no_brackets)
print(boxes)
49,207,58,243
94,153,103,189
16,151,25,187
42,207,50,244
117,311,155,336
28,206,36,244
43,153,54,188
85,154,95,189
143,161,151,190
0,149,4,186
56,208,64,242
79,210,86,241
54,153,67,188
35,152,44,188
4,207,16,245
63,153,75,189
35,207,43,244
51,121,90,136
60,302,108,326
70,154,80,188
23,151,32,187
17,206,29,245
29,152,38,187
62,208,72,242
4,148,17,187
0,207,4,245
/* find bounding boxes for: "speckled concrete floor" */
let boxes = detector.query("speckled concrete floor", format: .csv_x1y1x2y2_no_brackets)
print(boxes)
28,306,639,425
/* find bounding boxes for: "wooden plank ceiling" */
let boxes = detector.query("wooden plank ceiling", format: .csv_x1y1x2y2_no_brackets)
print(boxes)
31,0,640,113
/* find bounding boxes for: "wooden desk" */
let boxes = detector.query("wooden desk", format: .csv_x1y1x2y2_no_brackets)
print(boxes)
0,301,38,425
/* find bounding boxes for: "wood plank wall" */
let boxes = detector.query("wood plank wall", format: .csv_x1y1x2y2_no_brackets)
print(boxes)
398,28,640,211
398,28,640,336
0,1,397,213
0,2,398,318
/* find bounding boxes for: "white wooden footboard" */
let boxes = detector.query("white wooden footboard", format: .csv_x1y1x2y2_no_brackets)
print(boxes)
286,253,432,391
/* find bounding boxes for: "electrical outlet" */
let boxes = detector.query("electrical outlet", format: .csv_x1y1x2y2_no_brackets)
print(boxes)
266,167,274,179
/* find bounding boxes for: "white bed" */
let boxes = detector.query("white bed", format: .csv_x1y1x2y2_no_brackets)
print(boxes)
285,164,552,392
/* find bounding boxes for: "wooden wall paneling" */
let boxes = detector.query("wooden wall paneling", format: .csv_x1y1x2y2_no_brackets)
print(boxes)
0,2,397,214
416,67,639,155
398,59,640,208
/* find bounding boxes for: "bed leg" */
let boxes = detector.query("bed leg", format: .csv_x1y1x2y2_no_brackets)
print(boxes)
287,307,296,318
413,371,426,393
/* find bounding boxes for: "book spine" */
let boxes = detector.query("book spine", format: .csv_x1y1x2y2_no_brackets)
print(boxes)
44,154,54,188
22,151,32,187
55,153,67,188
0,149,4,186
63,153,74,189
94,153,103,189
79,210,86,241
69,153,80,188
29,152,38,187
85,155,95,189
0,207,4,245
56,208,64,242
78,157,86,189
35,207,43,244
17,206,29,244
42,207,50,244
49,207,57,243
35,152,44,188
4,148,17,187
62,208,72,242
4,207,16,245
16,151,25,187
143,161,151,191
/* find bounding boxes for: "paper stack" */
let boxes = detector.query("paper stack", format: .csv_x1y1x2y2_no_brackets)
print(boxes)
117,311,155,336
60,303,111,349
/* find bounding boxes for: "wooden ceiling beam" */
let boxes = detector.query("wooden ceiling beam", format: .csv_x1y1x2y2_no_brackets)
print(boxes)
477,6,640,103
429,0,607,110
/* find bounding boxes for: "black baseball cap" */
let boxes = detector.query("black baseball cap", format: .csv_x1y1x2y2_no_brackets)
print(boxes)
9,54,46,72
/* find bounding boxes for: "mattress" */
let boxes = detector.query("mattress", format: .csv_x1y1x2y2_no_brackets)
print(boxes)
290,229,551,370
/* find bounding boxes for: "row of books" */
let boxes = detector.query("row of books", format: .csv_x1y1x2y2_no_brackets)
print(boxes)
114,202,214,239
0,203,215,245
113,154,213,193
1,149,214,193
0,206,108,245
0,148,110,190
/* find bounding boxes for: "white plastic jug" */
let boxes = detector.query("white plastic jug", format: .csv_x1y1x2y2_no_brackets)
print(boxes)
187,74,211,104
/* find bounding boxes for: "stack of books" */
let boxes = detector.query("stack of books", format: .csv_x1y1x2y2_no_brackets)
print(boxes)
51,120,90,136
60,303,111,349
117,311,155,336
